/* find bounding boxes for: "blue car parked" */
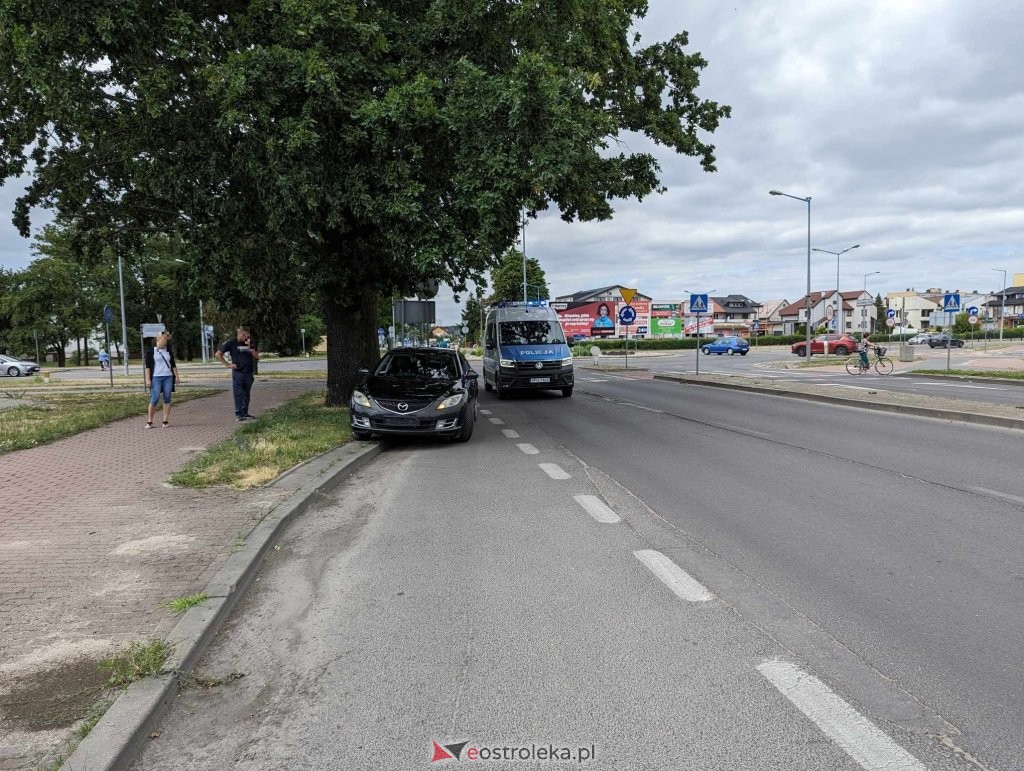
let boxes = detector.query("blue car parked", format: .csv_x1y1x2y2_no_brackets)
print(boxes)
701,336,749,356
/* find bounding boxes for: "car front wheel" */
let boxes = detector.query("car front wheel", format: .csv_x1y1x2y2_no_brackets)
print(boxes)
794,347,806,357
453,409,474,442
727,348,736,355
352,429,372,441
835,346,849,355
702,348,710,355
6,366,19,377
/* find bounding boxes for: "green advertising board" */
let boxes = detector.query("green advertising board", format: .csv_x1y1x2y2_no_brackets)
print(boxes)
650,303,682,336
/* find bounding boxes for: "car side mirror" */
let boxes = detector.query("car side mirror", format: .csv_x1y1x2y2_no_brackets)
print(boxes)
464,371,479,380
358,368,370,376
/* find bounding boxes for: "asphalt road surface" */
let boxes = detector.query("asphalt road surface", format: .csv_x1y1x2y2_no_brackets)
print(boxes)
134,377,1022,770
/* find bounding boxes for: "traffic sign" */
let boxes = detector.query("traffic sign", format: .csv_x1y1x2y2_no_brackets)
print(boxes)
140,323,165,338
885,308,897,319
689,294,708,313
943,293,961,312
966,306,979,316
618,305,637,325
752,320,760,330
969,315,979,325
619,287,637,305
829,318,837,330
103,305,114,324
825,304,835,320
885,317,896,328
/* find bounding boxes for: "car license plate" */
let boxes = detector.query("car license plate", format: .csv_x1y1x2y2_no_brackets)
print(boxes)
384,417,418,427
529,377,550,383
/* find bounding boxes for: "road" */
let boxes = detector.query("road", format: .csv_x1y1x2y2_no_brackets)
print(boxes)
134,376,1023,770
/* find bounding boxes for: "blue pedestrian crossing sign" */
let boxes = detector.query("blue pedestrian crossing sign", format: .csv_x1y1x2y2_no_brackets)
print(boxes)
943,293,961,312
689,294,708,313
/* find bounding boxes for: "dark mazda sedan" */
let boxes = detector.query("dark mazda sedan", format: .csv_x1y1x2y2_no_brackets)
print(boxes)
350,347,479,442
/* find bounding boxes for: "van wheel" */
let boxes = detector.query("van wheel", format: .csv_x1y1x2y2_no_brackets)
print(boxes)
484,379,493,392
562,387,573,397
496,374,508,400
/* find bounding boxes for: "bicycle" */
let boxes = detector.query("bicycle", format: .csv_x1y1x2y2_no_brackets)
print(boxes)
845,346,893,375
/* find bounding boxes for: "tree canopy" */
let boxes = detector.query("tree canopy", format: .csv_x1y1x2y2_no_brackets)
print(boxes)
1,0,730,402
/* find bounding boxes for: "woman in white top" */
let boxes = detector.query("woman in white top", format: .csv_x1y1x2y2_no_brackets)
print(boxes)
144,333,180,428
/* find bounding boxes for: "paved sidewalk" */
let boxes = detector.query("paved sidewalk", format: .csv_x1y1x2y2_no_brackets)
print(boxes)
0,380,322,770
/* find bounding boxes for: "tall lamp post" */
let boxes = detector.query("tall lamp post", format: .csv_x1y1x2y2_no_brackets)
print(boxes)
992,268,1007,341
116,251,130,376
521,207,528,303
811,244,859,340
769,190,812,363
863,271,880,334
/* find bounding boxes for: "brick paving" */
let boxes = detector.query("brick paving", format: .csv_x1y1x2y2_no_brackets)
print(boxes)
0,379,322,769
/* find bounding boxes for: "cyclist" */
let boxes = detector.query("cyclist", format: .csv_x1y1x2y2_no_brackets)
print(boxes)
858,334,874,371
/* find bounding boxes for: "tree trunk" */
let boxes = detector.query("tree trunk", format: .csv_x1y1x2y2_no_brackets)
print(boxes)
324,291,379,406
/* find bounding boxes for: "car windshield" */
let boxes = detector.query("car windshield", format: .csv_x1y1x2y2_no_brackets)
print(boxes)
499,321,565,345
377,352,459,380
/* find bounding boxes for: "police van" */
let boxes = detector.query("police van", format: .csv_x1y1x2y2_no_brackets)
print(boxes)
482,301,574,398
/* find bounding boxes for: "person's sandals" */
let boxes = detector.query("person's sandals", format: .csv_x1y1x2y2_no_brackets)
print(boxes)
146,421,153,429
162,420,169,428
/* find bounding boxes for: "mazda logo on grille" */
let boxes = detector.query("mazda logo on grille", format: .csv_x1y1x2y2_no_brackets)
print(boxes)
397,402,409,412
535,362,543,369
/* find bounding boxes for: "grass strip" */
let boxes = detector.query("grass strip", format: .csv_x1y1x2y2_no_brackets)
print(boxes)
169,390,352,489
0,389,219,455
99,640,170,687
913,366,1024,378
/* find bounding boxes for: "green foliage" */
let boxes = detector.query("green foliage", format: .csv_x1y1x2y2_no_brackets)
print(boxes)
1,2,730,403
873,295,886,334
99,640,169,687
952,312,971,334
490,250,549,304
164,592,209,615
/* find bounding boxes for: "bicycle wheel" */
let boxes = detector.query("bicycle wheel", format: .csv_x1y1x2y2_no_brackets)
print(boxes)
874,357,894,375
845,357,863,375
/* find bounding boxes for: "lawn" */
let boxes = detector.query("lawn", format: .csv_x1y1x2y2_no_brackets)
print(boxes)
169,390,352,488
0,389,220,455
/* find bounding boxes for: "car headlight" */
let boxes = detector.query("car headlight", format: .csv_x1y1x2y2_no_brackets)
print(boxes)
351,390,371,408
437,393,464,410
561,356,573,366
499,358,515,368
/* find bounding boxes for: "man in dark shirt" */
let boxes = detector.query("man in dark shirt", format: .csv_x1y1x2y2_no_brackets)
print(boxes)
216,326,260,420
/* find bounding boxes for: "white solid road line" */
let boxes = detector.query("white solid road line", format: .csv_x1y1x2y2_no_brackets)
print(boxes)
539,463,570,480
501,429,521,439
488,417,505,425
632,550,713,603
573,494,621,524
757,659,927,771
516,443,539,455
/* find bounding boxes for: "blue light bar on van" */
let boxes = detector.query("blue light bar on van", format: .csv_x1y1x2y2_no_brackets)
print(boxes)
488,300,549,309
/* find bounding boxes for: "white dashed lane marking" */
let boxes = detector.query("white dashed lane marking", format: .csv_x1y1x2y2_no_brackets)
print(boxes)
633,550,713,603
488,417,505,425
757,659,927,771
517,443,539,455
480,409,493,415
538,463,570,480
501,429,521,439
573,494,621,524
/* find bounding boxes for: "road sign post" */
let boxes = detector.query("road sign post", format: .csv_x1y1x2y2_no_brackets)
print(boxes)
690,294,709,376
618,304,637,370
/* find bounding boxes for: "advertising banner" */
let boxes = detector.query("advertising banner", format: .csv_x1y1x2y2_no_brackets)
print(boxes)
683,317,716,335
552,301,618,338
650,303,682,336
624,300,651,337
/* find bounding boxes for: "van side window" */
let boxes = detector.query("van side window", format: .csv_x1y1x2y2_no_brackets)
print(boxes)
485,323,496,349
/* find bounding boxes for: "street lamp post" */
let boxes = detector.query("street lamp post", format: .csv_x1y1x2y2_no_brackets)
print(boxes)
116,251,129,376
862,271,880,334
811,244,859,339
769,190,812,363
993,268,1007,341
521,208,528,303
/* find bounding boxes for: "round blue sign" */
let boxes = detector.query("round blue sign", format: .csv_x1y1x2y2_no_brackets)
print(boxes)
618,305,637,325
885,309,897,318
103,305,114,324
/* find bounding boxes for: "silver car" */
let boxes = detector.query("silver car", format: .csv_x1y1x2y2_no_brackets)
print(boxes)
0,354,41,377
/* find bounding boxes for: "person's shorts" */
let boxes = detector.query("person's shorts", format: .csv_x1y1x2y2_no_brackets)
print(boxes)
150,376,173,405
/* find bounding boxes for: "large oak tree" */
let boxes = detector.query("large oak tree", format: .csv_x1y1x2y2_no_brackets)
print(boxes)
1,0,730,403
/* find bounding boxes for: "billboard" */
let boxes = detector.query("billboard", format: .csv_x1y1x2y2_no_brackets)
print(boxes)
552,301,618,338
622,300,651,336
650,303,682,336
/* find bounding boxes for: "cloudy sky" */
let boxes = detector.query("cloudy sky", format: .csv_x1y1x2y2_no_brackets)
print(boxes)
3,0,1023,325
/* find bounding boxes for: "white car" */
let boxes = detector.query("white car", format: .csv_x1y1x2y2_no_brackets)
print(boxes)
0,354,41,376
906,333,934,345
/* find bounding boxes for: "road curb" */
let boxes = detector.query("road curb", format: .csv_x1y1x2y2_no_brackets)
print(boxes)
652,374,1024,431
60,441,383,771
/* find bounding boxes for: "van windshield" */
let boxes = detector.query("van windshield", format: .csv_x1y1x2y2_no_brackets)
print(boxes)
499,321,566,345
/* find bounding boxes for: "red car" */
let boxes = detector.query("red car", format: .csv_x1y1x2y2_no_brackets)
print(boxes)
791,334,859,356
